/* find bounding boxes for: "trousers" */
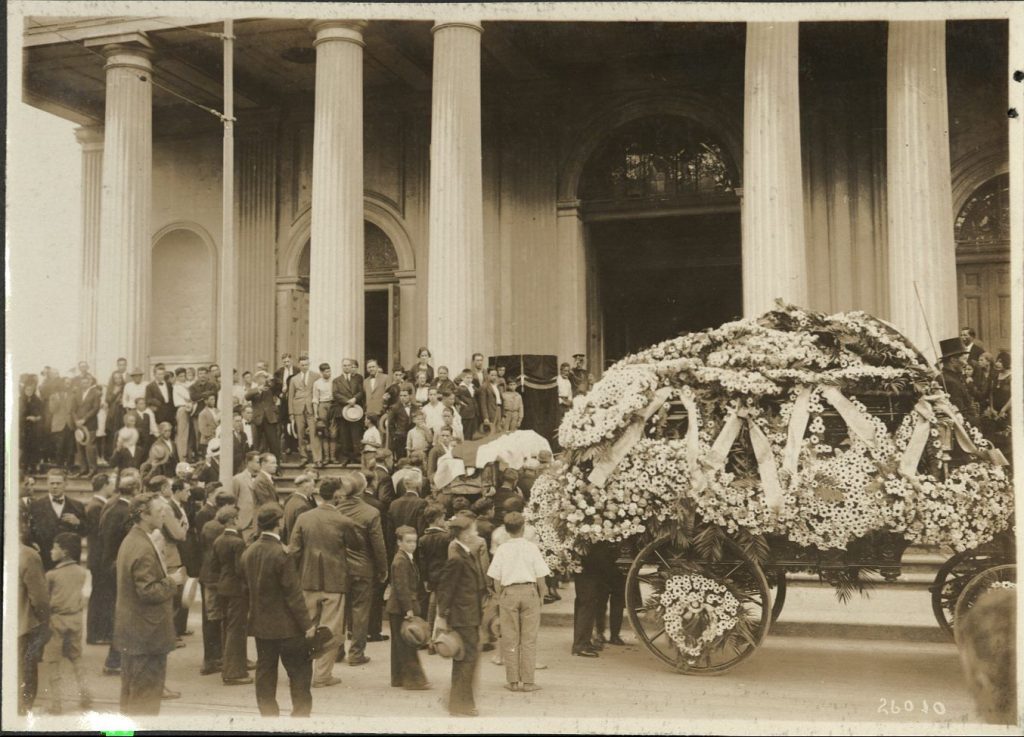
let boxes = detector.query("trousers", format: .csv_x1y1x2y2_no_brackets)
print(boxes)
302,590,345,684
388,614,427,688
86,569,114,643
572,572,605,653
369,580,386,637
335,417,361,463
220,595,249,681
595,567,625,638
449,625,480,714
499,584,541,684
175,406,192,460
345,576,372,661
254,421,281,457
201,584,223,667
291,412,311,462
18,625,50,714
120,652,168,715
254,636,312,717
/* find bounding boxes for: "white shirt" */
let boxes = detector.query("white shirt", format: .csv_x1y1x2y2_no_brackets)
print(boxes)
487,536,551,585
557,376,573,402
123,381,146,410
491,523,539,554
143,409,159,436
49,495,65,519
243,421,254,446
232,383,246,406
423,402,446,435
312,377,333,406
156,381,170,403
172,382,192,408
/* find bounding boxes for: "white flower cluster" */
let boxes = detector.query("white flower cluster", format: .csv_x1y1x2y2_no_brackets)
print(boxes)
660,574,741,660
558,365,659,449
988,580,1017,591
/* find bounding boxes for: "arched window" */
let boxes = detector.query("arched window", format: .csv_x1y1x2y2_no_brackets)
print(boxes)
297,221,399,278
579,115,738,204
955,173,1009,252
151,228,216,360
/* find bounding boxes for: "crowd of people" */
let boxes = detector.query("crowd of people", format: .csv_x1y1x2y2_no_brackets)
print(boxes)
16,346,617,719
18,348,596,480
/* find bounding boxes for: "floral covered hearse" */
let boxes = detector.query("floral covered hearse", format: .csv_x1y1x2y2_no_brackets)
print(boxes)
527,304,1015,674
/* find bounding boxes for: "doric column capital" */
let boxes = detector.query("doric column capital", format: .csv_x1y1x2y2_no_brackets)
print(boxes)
74,125,104,150
311,20,368,47
432,20,483,36
86,32,154,72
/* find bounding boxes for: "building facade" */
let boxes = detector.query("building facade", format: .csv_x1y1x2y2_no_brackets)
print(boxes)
22,17,1010,377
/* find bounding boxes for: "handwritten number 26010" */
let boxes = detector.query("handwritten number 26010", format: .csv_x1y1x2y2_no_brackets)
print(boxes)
878,699,946,716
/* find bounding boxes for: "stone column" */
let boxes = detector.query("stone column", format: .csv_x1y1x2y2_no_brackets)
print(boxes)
557,200,588,365
236,121,278,370
886,21,958,362
741,22,808,315
75,126,103,368
428,20,485,372
309,21,366,371
90,37,153,373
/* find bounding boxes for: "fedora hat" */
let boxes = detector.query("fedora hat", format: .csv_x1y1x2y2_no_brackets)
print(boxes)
149,442,171,463
433,629,464,660
181,576,199,609
306,625,334,659
342,404,364,423
74,426,92,447
129,366,144,376
938,338,969,361
400,616,431,647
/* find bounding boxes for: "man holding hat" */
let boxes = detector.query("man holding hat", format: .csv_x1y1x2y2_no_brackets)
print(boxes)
332,358,365,466
435,511,487,717
937,337,980,427
241,504,315,717
386,525,429,690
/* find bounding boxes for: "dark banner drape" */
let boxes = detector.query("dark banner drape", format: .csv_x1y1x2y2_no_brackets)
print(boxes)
492,355,558,443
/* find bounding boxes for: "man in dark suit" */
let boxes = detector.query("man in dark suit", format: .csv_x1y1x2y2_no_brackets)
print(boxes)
331,358,365,466
287,478,361,687
274,354,297,456
231,412,249,474
197,489,234,676
386,526,429,690
435,512,487,717
98,475,137,674
253,453,280,509
389,473,427,535
71,375,102,476
114,493,184,715
28,470,85,570
145,365,175,427
281,473,318,545
478,368,503,436
455,371,479,441
356,473,392,644
241,504,314,717
387,386,415,461
960,327,987,367
333,474,389,665
245,372,281,459
85,473,115,644
212,506,252,685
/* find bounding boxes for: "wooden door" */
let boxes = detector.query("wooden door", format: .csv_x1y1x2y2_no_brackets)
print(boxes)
957,261,1011,355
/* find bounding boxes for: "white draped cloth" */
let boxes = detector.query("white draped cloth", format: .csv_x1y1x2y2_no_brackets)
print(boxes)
474,430,552,470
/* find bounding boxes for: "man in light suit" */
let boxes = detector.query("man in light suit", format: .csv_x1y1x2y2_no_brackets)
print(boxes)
287,357,318,467
233,451,261,542
287,478,361,688
114,493,185,715
331,359,365,466
70,374,102,477
363,360,388,418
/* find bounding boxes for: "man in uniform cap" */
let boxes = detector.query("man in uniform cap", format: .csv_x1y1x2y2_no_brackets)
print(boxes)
435,512,487,716
569,354,593,397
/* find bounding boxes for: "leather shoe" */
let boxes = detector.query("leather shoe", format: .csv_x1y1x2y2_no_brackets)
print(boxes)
404,683,431,691
161,687,181,700
367,633,389,642
223,676,253,686
521,683,542,692
347,655,371,666
200,663,222,675
450,708,479,717
608,636,627,646
572,649,599,658
102,667,121,676
312,676,342,688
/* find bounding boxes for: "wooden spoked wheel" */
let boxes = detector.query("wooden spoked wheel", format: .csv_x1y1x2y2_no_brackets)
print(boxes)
767,569,786,624
625,534,772,675
931,548,1009,638
953,563,1016,639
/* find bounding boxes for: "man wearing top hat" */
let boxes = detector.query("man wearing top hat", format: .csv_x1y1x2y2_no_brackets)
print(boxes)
937,337,980,428
435,511,487,717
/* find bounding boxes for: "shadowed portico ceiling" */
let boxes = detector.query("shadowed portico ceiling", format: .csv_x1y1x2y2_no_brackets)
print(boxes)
24,17,753,130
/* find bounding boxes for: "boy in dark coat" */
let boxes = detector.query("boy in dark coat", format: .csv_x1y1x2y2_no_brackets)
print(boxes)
386,526,429,690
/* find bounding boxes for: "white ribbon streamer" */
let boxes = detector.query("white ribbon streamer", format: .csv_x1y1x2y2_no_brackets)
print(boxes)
820,386,876,446
589,387,674,488
783,387,812,477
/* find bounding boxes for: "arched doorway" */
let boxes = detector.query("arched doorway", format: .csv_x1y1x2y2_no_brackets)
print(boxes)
291,221,402,369
578,115,742,367
151,225,217,365
955,172,1010,355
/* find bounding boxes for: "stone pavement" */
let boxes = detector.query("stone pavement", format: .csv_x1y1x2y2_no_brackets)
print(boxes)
18,590,985,733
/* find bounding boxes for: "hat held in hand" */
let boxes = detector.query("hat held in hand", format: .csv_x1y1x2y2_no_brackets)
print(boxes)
400,616,431,647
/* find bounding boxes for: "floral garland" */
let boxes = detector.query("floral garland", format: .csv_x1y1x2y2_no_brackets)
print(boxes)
658,574,740,662
529,304,1013,572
